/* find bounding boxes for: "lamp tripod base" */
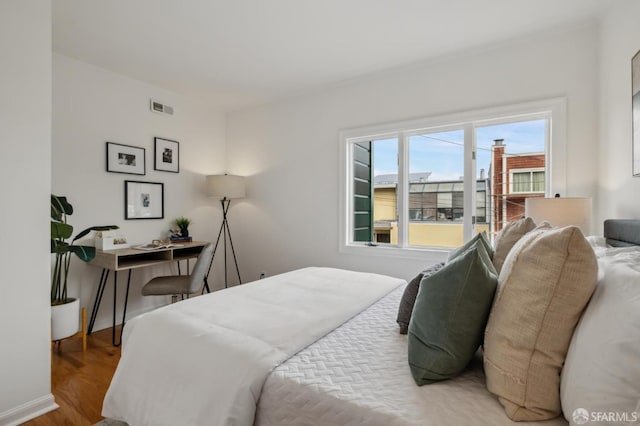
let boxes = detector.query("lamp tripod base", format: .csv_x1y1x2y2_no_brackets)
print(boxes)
204,197,241,292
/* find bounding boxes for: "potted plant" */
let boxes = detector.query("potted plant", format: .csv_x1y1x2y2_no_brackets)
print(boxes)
175,217,192,238
51,194,118,340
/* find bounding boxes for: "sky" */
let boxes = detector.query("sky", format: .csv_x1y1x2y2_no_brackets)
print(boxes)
373,119,546,181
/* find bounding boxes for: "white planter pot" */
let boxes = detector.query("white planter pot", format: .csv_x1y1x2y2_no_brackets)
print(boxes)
51,298,80,341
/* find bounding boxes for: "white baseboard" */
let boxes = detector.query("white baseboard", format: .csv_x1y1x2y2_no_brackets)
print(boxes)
0,393,58,426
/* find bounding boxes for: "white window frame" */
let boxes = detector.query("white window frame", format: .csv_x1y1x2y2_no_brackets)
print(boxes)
509,167,546,194
338,97,567,259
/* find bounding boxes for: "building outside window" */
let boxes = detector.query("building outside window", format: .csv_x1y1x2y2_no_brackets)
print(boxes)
340,98,566,254
372,176,490,247
491,140,546,231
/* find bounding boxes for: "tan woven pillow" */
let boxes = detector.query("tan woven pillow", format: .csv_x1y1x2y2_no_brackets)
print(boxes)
492,217,536,274
483,226,597,421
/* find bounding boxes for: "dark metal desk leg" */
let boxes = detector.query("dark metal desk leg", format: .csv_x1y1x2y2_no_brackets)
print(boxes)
88,269,109,335
111,271,118,346
115,270,132,347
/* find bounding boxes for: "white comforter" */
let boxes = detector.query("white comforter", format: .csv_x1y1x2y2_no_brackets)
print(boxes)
102,267,404,426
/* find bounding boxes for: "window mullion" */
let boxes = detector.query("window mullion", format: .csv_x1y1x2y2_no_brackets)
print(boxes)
463,123,475,243
397,133,409,247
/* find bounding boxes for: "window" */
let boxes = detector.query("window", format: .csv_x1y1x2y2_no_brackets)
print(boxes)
352,141,373,242
339,98,566,256
510,169,545,193
353,138,398,243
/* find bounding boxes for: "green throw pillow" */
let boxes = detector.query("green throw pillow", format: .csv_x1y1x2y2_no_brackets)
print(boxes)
408,240,498,385
447,231,493,262
396,262,446,335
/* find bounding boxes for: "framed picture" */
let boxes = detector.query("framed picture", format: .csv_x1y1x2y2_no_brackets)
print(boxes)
154,137,179,173
125,180,164,220
106,142,145,175
633,49,640,176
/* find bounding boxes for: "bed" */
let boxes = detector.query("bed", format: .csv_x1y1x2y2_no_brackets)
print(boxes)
102,220,640,426
255,285,567,426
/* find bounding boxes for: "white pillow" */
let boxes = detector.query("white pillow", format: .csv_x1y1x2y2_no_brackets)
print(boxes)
585,235,607,249
560,248,640,424
594,244,640,258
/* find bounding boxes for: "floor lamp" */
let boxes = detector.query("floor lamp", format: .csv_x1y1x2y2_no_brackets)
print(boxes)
204,174,246,291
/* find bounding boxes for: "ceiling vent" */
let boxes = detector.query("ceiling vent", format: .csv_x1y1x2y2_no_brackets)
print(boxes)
150,99,174,116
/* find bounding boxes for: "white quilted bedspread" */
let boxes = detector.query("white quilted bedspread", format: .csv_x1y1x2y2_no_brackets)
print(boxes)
255,286,569,426
103,267,403,426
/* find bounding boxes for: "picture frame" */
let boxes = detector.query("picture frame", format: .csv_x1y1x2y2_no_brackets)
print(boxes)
124,180,164,220
633,49,640,176
106,142,146,175
154,137,180,173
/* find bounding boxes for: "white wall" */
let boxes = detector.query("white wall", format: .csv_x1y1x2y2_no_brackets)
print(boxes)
226,25,600,282
596,0,640,230
52,54,227,332
0,2,57,424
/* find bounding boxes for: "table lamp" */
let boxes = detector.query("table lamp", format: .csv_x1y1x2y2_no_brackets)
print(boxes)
524,196,592,235
205,174,246,289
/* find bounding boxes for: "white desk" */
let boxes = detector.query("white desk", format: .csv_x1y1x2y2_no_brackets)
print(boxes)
88,241,207,346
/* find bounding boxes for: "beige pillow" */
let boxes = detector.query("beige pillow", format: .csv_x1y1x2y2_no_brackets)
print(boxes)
492,217,536,274
483,226,598,421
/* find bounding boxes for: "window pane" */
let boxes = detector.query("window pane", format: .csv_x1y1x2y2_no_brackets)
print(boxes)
408,129,464,248
376,233,391,243
476,207,486,223
409,209,422,220
438,183,454,192
476,191,486,208
476,118,547,240
408,192,422,209
409,183,425,193
476,190,487,224
424,183,438,192
512,172,530,193
452,192,464,208
371,139,398,244
532,171,545,192
423,207,437,221
437,192,453,208
437,208,453,221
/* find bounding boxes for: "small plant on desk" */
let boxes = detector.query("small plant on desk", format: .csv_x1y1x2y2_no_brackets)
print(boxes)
175,216,192,238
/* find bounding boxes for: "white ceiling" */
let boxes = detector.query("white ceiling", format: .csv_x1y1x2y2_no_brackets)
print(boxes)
53,0,614,111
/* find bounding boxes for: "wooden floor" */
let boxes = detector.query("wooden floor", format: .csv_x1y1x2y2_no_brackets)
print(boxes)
24,326,122,426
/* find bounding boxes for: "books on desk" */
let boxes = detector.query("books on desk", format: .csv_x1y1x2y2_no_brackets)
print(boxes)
133,243,184,251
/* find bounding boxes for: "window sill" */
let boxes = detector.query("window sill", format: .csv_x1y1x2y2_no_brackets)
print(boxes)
339,243,450,262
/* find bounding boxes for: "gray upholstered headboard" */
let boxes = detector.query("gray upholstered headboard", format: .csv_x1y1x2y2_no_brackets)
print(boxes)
603,219,640,247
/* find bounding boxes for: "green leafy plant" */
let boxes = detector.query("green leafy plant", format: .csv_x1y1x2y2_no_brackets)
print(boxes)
175,216,192,238
175,217,192,228
51,195,118,305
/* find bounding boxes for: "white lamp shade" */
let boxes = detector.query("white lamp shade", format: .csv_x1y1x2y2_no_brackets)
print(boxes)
206,174,246,199
525,197,592,235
